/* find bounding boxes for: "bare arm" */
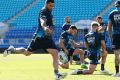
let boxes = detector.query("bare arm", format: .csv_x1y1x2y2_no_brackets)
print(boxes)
39,13,52,33
40,18,47,28
98,26,104,33
107,21,112,41
59,39,66,51
84,42,88,48
70,40,80,47
59,39,69,54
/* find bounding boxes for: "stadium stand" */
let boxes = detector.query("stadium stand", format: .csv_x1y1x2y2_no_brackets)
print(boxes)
102,7,116,23
0,0,114,48
0,0,33,22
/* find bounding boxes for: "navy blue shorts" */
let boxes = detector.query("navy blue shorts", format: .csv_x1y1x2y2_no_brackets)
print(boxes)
62,48,75,61
85,50,100,65
27,36,57,52
73,55,80,61
112,34,120,50
68,48,75,61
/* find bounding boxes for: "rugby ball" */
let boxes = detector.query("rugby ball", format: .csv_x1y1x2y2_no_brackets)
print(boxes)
58,51,68,64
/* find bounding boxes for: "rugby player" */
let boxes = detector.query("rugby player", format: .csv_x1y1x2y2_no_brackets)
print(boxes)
107,0,120,77
59,25,88,69
71,21,107,74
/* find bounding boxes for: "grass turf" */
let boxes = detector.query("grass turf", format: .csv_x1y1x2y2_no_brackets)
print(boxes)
0,54,119,80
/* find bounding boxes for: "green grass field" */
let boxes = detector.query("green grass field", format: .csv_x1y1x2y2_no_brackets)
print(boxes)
0,54,119,80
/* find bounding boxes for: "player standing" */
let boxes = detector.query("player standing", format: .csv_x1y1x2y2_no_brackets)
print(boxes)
96,16,108,73
107,0,120,77
62,16,71,31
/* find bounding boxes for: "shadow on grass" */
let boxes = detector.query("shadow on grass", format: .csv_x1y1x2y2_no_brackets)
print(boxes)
69,68,84,70
68,68,112,76
93,73,112,76
69,68,98,71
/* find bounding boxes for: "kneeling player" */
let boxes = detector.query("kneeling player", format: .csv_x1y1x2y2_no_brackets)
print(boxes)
71,21,108,74
59,25,87,69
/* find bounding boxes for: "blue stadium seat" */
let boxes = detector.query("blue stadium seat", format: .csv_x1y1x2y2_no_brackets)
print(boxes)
0,0,113,48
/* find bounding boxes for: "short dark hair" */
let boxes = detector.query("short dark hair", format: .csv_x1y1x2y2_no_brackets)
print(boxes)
97,16,102,19
45,0,54,4
70,25,77,30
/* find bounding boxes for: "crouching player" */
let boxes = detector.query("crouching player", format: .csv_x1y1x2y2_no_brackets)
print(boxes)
59,25,87,69
71,21,108,74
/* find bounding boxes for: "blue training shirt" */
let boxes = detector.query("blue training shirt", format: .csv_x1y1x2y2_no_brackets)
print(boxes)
100,22,107,36
109,9,120,35
85,31,104,56
60,31,74,50
37,7,54,39
62,23,71,31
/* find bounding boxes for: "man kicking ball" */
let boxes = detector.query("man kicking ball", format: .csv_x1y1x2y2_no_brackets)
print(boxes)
3,0,67,80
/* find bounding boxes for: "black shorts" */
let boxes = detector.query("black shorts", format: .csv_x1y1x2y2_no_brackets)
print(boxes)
73,55,80,61
27,36,57,52
62,48,75,61
86,50,100,65
67,48,75,61
112,34,120,50
101,33,107,43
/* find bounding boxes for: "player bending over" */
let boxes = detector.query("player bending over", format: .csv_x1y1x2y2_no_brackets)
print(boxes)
59,25,87,69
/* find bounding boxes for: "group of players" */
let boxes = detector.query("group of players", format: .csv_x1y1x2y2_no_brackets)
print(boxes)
2,0,120,80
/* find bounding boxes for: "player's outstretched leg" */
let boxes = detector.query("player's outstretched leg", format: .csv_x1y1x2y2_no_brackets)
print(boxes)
3,45,26,57
3,45,15,57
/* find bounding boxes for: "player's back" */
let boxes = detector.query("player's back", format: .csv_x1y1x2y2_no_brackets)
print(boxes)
109,9,120,35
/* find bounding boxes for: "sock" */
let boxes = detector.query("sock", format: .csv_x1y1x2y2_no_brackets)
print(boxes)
101,64,104,70
54,70,59,75
115,66,119,73
77,70,83,74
